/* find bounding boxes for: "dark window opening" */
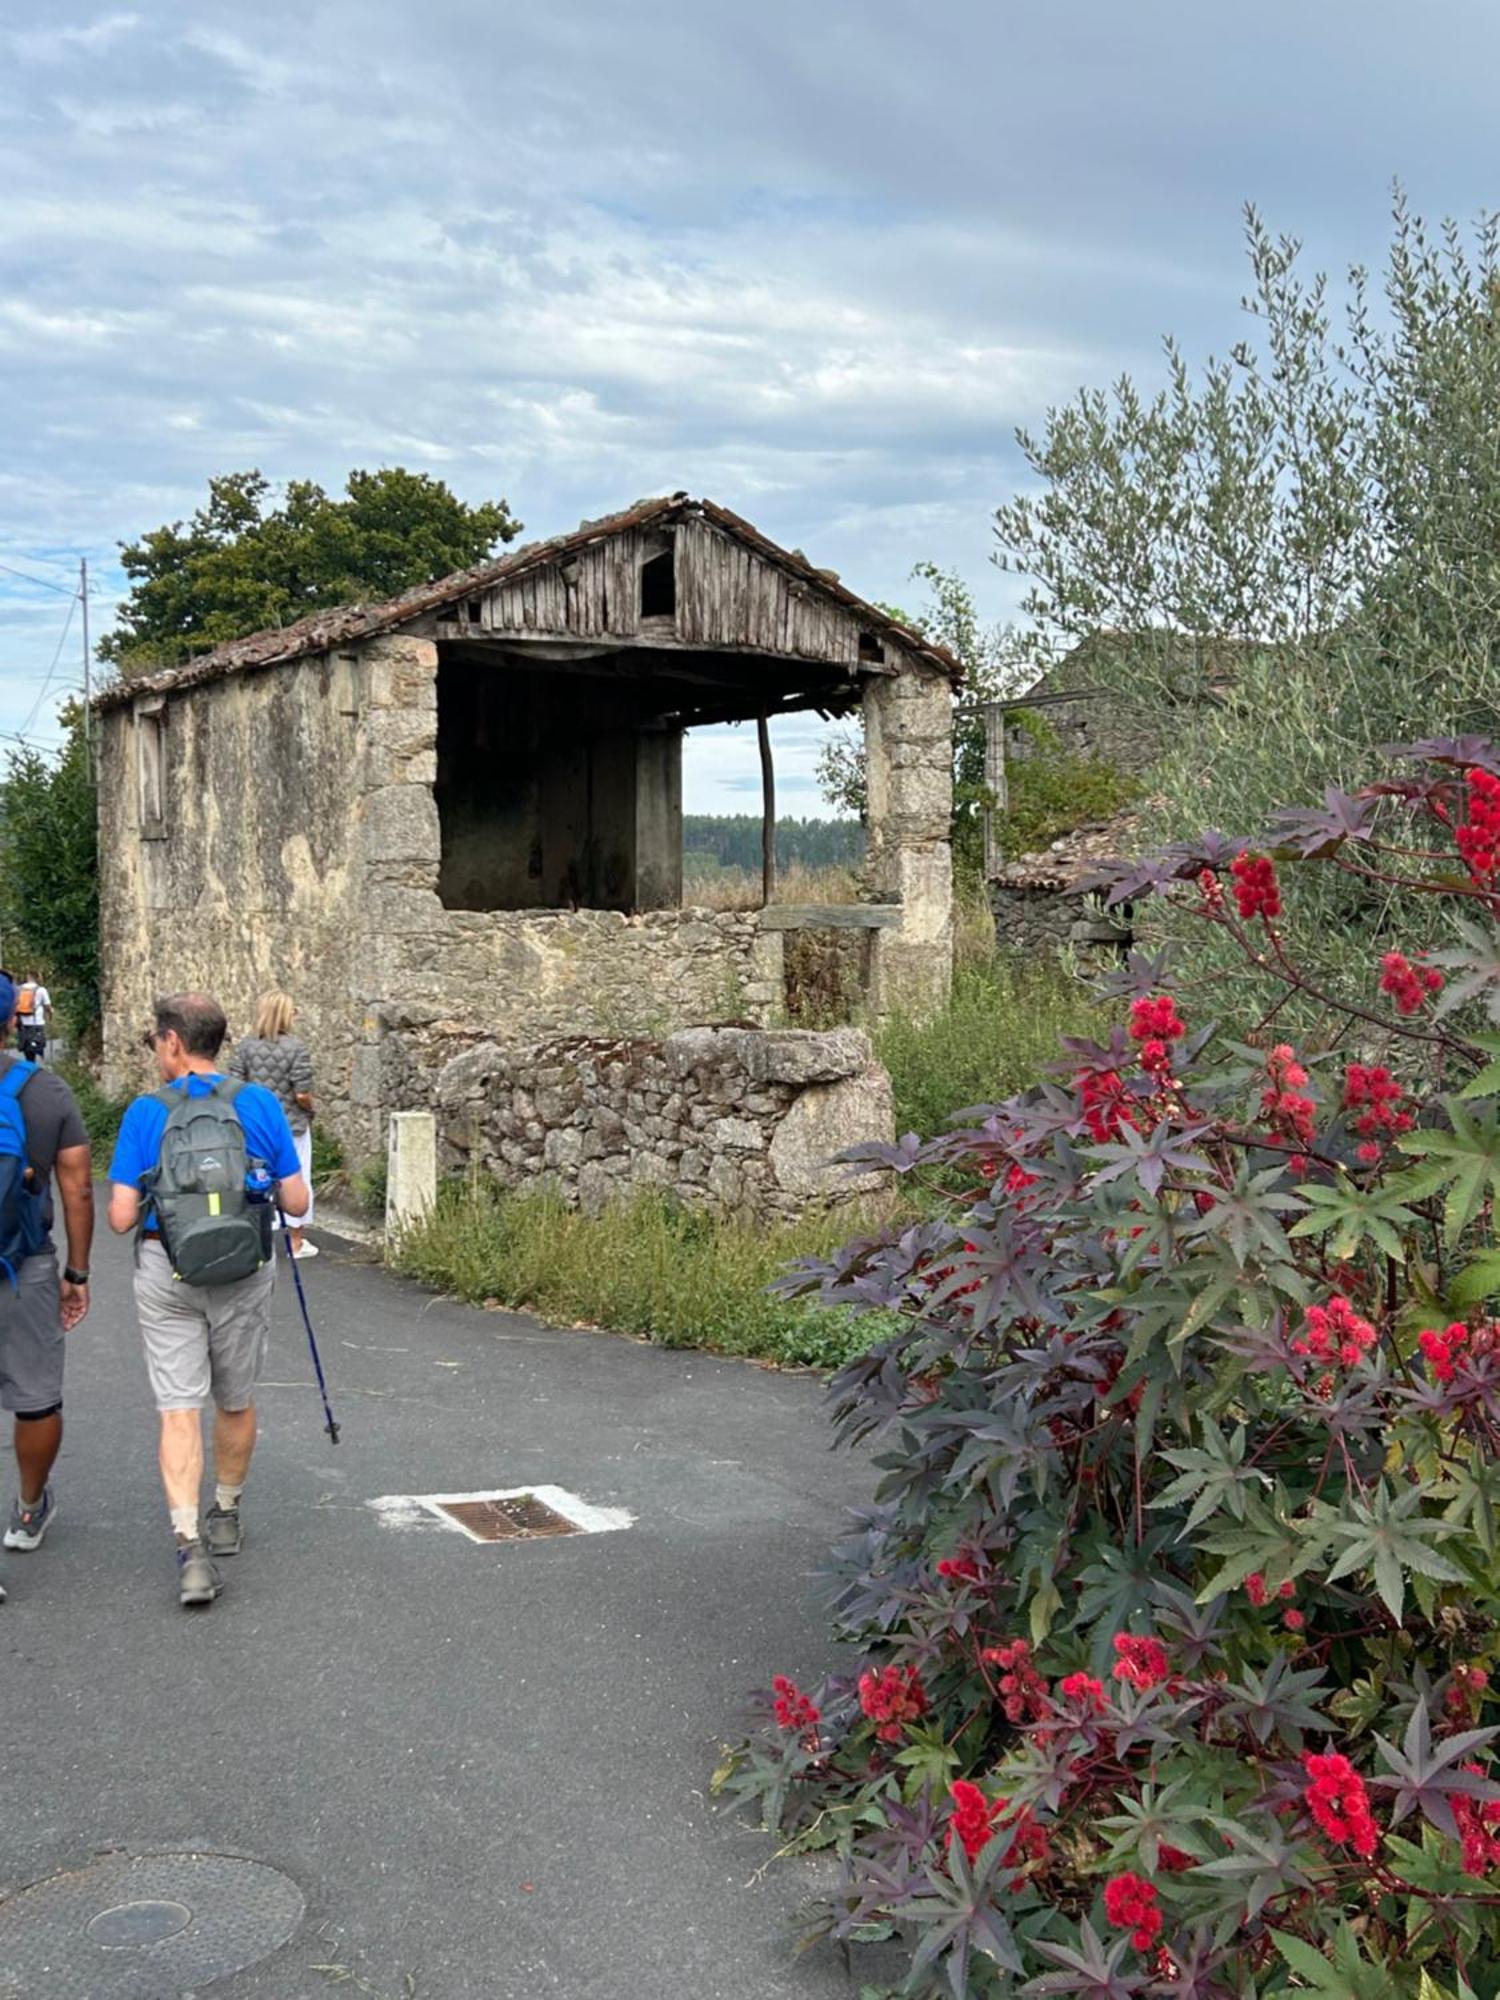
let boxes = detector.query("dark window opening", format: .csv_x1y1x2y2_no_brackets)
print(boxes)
465,596,482,625
640,547,676,620
857,630,885,663
434,648,682,914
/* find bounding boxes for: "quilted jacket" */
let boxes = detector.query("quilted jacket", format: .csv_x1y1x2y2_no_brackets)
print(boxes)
226,1034,314,1134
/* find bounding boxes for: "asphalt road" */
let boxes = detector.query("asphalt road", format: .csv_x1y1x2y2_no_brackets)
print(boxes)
0,1203,892,1999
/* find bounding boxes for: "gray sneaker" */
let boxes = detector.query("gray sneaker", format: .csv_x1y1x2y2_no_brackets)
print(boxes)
204,1503,242,1557
3,1486,56,1551
176,1539,221,1608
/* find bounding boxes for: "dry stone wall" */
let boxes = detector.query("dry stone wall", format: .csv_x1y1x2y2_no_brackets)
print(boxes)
399,1024,894,1218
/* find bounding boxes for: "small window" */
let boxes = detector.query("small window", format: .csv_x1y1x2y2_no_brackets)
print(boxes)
640,547,676,620
137,706,166,838
858,630,885,663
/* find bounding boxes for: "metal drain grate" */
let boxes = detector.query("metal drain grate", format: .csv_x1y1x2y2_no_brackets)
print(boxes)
0,1851,304,1998
433,1493,580,1540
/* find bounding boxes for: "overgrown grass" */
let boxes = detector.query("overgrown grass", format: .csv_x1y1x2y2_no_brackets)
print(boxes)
392,1181,900,1370
686,861,861,912
875,956,1107,1141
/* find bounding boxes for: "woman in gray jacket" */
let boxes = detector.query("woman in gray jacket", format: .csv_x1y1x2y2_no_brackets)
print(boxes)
228,991,318,1258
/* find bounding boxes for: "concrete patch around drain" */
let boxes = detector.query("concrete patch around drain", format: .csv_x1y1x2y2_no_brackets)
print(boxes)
368,1483,634,1542
0,1851,304,1999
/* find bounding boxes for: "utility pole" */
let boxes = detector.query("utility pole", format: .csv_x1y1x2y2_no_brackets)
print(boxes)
80,557,91,774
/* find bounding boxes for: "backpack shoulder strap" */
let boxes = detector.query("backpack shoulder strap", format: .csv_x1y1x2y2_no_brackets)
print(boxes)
0,1061,38,1104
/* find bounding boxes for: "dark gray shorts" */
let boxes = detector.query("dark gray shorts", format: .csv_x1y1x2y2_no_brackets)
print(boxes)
134,1240,275,1412
0,1253,63,1414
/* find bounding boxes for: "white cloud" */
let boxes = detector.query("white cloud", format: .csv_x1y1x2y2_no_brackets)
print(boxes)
12,11,140,62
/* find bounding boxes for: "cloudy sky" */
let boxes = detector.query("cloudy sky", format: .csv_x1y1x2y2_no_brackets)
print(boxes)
1,2,1497,810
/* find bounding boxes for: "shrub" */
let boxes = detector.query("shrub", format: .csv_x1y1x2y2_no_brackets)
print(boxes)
392,1181,899,1369
720,738,1500,1995
54,1060,128,1158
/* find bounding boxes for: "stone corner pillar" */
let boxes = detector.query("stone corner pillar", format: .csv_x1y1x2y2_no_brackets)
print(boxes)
863,664,954,1022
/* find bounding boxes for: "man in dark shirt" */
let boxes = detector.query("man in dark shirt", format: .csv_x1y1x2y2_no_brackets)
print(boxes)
0,973,92,1605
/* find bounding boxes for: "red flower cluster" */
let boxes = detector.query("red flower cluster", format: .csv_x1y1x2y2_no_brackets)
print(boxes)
936,1551,981,1585
1260,1044,1315,1145
1343,1062,1412,1165
947,1779,999,1863
1129,994,1187,1080
1457,767,1500,886
983,1638,1050,1724
1446,1663,1490,1725
1244,1574,1297,1609
1303,1751,1379,1859
1196,866,1225,913
1004,1161,1040,1203
858,1664,927,1743
1292,1295,1377,1371
1419,1321,1469,1385
945,1782,1048,1880
1103,1871,1163,1951
771,1675,821,1734
1111,1633,1170,1691
1076,1066,1138,1142
1231,851,1282,921
1157,1844,1195,1874
1454,1764,1500,1876
1057,1671,1107,1714
1380,950,1443,1015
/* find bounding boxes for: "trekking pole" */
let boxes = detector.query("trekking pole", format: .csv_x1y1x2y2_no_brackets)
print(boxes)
277,1210,341,1444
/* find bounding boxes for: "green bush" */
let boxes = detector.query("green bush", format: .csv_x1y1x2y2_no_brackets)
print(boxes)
309,1125,344,1188
875,958,1107,1142
998,750,1137,859
392,1181,897,1369
54,1060,129,1160
353,1155,388,1219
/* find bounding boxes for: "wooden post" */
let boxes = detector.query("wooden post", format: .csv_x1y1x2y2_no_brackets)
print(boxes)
982,702,1007,880
757,712,776,906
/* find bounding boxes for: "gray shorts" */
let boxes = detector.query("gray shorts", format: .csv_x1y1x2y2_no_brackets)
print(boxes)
0,1254,63,1414
134,1240,276,1412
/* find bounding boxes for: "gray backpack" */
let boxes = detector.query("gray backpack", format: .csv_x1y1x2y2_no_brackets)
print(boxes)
145,1080,270,1285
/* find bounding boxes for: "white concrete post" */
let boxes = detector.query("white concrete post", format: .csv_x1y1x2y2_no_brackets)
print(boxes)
386,1111,437,1238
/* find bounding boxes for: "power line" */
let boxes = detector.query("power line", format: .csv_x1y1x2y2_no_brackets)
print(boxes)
17,590,78,739
0,559,79,598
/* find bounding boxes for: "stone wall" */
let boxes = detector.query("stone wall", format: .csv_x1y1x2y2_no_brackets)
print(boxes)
99,629,950,1171
409,1025,894,1218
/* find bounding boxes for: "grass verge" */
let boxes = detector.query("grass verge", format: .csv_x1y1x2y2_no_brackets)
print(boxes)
391,1180,899,1370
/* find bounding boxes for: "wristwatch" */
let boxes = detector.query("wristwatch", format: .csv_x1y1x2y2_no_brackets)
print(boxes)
63,1266,89,1285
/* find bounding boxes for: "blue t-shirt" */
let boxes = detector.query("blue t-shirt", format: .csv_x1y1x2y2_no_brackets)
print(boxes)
109,1073,302,1195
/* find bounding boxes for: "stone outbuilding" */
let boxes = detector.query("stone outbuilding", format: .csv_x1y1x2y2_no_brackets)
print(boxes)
95,495,956,1189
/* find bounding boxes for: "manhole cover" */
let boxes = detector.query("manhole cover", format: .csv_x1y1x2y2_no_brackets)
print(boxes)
434,1493,579,1540
0,1852,304,1998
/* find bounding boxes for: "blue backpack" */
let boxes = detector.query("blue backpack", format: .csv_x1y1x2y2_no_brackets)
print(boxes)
0,1061,45,1286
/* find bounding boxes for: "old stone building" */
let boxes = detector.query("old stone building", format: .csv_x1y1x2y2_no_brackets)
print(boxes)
95,495,956,1204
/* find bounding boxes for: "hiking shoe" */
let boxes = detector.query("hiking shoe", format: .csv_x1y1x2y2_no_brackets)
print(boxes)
4,1486,56,1551
204,1502,242,1557
292,1240,319,1259
176,1540,221,1608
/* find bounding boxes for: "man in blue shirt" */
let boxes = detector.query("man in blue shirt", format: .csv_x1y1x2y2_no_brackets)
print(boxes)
108,991,309,1609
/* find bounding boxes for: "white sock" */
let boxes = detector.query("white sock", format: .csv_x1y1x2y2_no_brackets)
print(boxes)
170,1504,200,1544
214,1482,244,1512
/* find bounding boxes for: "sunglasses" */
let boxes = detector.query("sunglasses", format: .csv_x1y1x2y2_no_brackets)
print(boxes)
139,1028,159,1050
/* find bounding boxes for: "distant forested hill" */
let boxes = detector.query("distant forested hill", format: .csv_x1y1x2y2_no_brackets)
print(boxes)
682,815,863,873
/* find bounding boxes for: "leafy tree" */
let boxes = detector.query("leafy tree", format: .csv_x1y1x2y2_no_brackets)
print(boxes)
100,467,521,673
0,706,99,1038
721,738,1500,1996
817,568,1030,878
993,193,1500,995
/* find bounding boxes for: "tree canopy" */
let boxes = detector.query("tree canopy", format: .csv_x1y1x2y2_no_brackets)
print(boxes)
992,193,1500,991
0,706,99,1038
100,467,521,674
